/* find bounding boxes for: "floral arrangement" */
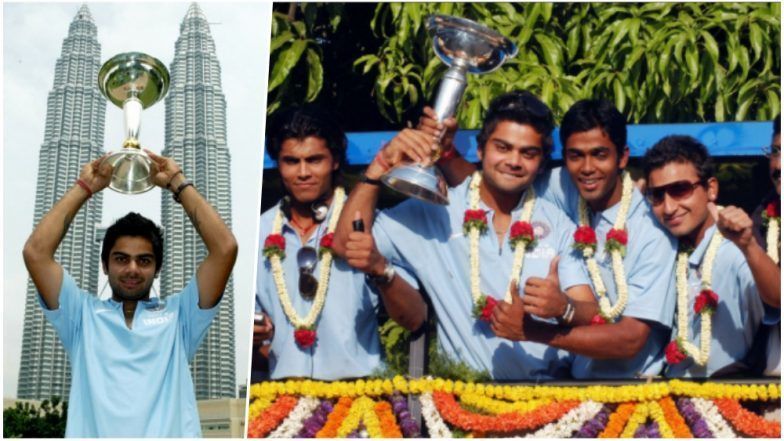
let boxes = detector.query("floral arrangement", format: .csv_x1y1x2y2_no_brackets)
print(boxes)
762,200,780,264
247,377,780,438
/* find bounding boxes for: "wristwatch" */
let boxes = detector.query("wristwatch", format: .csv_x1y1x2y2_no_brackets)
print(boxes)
557,296,576,325
367,261,396,287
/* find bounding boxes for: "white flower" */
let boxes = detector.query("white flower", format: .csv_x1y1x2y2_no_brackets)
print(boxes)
767,218,779,264
268,396,321,438
691,397,737,438
420,392,453,438
525,400,603,438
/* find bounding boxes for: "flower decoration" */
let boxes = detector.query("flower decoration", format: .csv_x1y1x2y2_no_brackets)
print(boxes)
604,228,628,255
764,200,780,220
590,314,607,325
263,234,286,259
294,327,317,349
573,225,598,253
463,209,488,235
693,289,718,314
319,232,334,257
665,340,687,364
509,221,536,249
473,295,498,322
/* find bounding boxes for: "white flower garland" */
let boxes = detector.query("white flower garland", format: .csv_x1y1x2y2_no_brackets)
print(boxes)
269,187,346,329
691,397,737,438
524,400,604,438
767,217,779,264
420,392,453,438
577,172,633,321
468,172,536,303
674,229,724,366
268,396,321,438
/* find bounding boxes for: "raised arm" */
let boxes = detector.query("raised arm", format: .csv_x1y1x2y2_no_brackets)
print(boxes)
23,155,113,309
418,106,476,188
147,150,238,309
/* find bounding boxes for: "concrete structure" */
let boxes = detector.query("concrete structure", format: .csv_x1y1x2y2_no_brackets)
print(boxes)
161,3,236,399
197,398,246,438
16,5,105,400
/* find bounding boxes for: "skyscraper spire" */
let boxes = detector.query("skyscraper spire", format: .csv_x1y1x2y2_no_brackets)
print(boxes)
17,4,105,400
162,3,236,399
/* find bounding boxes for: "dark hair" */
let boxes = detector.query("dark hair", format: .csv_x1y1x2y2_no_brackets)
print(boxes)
476,91,555,160
774,114,780,137
642,135,714,181
560,99,627,157
265,105,348,173
101,212,164,273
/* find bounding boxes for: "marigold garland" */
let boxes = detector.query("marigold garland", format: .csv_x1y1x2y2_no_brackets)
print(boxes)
713,398,781,438
247,395,298,438
619,401,649,438
337,396,378,438
598,402,637,438
657,396,693,438
375,400,404,438
459,392,552,415
316,396,353,438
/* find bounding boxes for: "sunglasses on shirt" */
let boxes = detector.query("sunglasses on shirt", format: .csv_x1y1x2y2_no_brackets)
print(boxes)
296,246,319,300
645,179,706,206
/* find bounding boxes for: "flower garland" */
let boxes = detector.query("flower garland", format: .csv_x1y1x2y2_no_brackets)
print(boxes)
337,396,381,438
266,187,346,348
575,172,634,323
713,398,781,438
268,396,321,438
374,400,404,438
459,392,552,415
657,396,692,438
666,229,724,366
524,400,604,438
390,393,421,437
675,397,713,438
316,396,353,438
576,404,613,437
646,400,675,438
465,172,536,321
598,402,636,438
690,397,737,438
298,400,333,437
619,401,649,438
247,395,298,438
763,200,780,264
420,392,453,438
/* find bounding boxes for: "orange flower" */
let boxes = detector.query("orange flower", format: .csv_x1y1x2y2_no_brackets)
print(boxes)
247,395,298,438
713,398,781,438
432,391,578,434
598,402,636,438
658,396,692,438
374,400,404,438
316,396,353,438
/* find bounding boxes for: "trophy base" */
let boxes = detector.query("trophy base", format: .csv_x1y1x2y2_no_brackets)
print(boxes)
105,149,155,194
381,163,449,205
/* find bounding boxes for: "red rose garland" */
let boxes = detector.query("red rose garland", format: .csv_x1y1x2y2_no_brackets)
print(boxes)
319,232,334,257
665,340,687,364
693,289,718,314
264,234,286,259
573,225,598,252
473,296,498,322
509,221,536,248
463,209,488,234
605,228,628,255
294,328,317,348
765,200,780,219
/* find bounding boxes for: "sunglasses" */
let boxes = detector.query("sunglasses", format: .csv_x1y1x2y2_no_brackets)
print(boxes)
763,144,781,159
645,179,706,206
296,246,319,300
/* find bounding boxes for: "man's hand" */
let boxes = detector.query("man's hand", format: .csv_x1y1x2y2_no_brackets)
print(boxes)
145,149,185,190
79,154,113,194
253,312,274,345
367,129,439,180
709,203,755,252
490,282,527,341
523,256,568,319
418,106,458,156
344,231,387,276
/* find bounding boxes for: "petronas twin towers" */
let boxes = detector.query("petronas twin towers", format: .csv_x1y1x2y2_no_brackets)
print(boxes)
18,3,236,400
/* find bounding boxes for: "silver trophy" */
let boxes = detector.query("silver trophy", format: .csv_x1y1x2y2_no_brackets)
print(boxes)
381,15,518,204
98,52,170,194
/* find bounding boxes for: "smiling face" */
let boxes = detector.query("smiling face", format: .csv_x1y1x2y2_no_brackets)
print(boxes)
278,136,338,205
477,121,545,197
563,127,629,211
647,161,718,243
104,236,157,302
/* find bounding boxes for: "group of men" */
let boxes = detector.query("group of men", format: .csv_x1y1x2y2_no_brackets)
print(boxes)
255,91,780,382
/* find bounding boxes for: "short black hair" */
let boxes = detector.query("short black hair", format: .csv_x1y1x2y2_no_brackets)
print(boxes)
642,135,714,181
560,99,627,157
774,114,780,137
477,91,555,161
265,105,348,172
101,212,164,273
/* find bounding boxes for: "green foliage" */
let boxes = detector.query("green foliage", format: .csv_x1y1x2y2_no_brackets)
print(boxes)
3,397,67,438
378,318,411,375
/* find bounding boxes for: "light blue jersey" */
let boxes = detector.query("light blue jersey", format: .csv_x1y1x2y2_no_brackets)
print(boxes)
665,225,779,378
40,271,218,437
535,167,678,378
257,199,383,380
373,177,590,380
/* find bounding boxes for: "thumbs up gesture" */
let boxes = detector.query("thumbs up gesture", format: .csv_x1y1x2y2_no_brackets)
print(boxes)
490,281,527,341
709,202,754,252
522,256,569,319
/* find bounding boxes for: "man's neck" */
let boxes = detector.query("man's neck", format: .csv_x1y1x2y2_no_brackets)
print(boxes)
479,180,525,215
684,216,715,249
287,189,334,238
587,174,624,213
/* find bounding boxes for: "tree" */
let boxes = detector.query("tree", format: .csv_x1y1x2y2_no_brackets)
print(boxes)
3,397,68,438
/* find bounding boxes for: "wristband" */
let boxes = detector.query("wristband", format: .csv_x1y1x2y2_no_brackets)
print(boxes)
375,149,391,172
166,170,184,189
437,143,459,163
173,181,194,204
358,174,382,186
75,179,93,198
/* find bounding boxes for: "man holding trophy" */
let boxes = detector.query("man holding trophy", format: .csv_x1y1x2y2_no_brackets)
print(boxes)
21,53,238,437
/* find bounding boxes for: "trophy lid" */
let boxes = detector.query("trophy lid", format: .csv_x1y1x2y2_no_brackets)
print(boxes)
98,52,170,109
426,15,518,74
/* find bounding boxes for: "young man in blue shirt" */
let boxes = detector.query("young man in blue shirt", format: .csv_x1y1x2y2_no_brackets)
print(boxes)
643,135,780,377
23,152,237,437
255,106,384,380
333,92,598,380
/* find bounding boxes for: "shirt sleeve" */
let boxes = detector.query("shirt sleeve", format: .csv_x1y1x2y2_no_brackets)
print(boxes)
177,276,220,359
38,270,85,350
372,203,422,290
735,258,779,326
